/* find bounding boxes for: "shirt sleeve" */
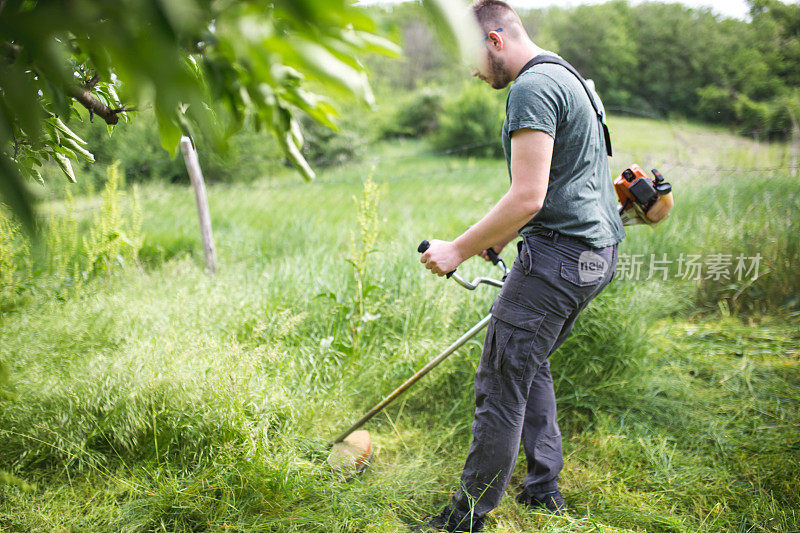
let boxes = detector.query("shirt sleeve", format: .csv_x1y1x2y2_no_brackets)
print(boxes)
506,72,561,139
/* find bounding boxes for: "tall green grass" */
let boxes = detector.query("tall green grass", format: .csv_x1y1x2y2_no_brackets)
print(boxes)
1,116,798,531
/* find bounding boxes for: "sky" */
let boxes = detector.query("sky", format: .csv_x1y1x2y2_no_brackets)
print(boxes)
356,0,754,20
509,0,750,19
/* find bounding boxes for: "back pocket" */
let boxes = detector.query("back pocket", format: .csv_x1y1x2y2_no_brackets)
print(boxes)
560,250,608,287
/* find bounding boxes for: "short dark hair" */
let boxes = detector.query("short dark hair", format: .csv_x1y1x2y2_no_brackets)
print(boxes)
471,0,526,38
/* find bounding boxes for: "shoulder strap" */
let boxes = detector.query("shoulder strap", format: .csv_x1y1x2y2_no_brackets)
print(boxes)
517,55,612,156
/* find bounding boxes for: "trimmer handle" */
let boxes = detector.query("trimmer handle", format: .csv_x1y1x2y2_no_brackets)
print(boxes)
417,239,455,278
418,240,501,276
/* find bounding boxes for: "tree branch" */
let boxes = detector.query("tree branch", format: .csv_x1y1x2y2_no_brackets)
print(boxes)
68,85,120,125
85,74,100,91
67,81,135,125
3,42,130,126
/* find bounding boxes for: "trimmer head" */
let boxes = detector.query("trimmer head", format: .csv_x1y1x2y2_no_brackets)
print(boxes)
327,430,373,476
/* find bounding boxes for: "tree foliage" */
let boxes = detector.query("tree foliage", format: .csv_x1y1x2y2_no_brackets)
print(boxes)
541,0,800,133
0,0,478,230
367,0,800,142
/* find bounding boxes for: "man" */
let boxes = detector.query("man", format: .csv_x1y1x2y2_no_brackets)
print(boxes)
416,1,625,531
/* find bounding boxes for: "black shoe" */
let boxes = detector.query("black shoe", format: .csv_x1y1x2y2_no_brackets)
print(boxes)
412,505,485,532
516,488,567,515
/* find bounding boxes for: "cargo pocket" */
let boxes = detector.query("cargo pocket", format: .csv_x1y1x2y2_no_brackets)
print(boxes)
560,257,605,287
489,299,546,406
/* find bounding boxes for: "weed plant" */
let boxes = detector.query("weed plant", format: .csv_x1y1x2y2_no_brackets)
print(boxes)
0,205,30,307
83,162,143,279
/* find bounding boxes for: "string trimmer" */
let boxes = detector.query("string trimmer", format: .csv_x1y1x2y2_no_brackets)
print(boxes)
327,165,673,474
326,243,508,475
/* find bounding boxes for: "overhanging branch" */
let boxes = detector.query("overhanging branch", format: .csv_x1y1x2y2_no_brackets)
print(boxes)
68,77,135,125
3,41,134,126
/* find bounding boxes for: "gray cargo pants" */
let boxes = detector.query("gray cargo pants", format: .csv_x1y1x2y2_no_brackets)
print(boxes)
449,231,618,520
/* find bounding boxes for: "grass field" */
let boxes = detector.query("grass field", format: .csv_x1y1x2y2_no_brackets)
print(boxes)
1,116,799,532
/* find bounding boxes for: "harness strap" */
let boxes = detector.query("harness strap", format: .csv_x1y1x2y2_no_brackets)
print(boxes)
516,54,612,156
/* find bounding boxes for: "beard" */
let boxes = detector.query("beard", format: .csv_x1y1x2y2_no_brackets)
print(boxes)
487,51,513,90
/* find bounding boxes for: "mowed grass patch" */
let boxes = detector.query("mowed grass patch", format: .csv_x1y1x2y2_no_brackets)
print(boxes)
1,116,798,531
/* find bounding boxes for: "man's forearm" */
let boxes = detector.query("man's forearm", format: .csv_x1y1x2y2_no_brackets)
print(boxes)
453,190,540,260
494,227,521,250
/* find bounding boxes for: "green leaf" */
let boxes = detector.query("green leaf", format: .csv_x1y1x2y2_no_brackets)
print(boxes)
52,143,78,161
290,38,375,106
156,109,183,155
289,117,304,149
52,117,87,145
32,168,44,186
276,129,315,182
350,30,402,56
0,156,36,234
63,137,95,162
421,0,481,61
53,152,77,183
105,84,122,108
282,87,339,130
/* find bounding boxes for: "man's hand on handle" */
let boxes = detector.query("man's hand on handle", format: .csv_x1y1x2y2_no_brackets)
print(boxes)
478,230,518,262
479,244,504,262
419,239,465,277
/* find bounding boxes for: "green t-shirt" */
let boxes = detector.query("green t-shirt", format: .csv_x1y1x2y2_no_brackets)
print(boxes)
501,53,625,248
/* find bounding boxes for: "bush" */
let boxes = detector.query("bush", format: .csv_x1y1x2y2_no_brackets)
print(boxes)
696,85,737,124
734,93,775,136
430,83,505,158
299,113,368,167
40,162,145,288
381,87,445,139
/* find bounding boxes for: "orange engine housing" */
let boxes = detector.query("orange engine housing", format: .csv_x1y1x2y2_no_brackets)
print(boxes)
614,164,673,225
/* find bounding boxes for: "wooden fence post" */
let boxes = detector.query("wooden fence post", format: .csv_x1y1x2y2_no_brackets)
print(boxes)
180,136,217,274
790,110,799,178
